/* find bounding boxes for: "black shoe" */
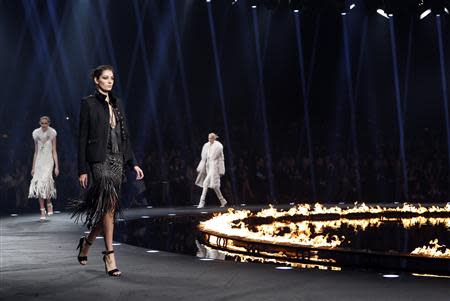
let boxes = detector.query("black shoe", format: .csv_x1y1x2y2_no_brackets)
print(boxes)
102,250,121,277
76,237,92,265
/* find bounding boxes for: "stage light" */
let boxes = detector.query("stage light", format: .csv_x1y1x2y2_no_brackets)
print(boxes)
84,231,90,234
10,214,18,217
240,203,247,206
146,205,153,208
141,215,150,219
294,9,299,13
382,274,400,278
146,250,160,253
420,8,431,19
96,236,103,239
201,211,208,214
252,5,257,8
350,3,355,10
341,12,347,15
112,243,121,246
54,210,60,213
206,0,211,2
168,213,176,216
276,266,293,270
377,8,390,18
388,13,393,16
200,258,214,261
445,7,449,13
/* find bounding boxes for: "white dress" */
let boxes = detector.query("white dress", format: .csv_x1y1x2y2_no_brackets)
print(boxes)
28,127,57,199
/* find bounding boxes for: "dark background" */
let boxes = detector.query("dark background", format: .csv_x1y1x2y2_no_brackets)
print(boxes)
1,0,450,212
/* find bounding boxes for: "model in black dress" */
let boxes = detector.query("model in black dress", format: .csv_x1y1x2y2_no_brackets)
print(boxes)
72,65,144,277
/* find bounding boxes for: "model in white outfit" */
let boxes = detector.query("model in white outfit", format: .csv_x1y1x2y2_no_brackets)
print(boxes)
28,116,59,221
195,133,227,208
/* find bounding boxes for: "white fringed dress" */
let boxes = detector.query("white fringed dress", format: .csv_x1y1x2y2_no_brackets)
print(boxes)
28,127,57,199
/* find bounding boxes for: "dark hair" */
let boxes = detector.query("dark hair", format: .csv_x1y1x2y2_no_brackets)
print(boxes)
90,65,114,82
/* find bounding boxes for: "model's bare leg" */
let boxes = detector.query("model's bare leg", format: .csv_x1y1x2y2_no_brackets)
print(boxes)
46,199,53,215
79,223,102,260
39,198,46,220
103,210,120,275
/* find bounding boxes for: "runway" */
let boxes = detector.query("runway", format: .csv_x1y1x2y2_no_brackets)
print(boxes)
1,207,449,301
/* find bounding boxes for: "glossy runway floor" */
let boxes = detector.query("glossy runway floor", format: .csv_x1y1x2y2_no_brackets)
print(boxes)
1,207,449,301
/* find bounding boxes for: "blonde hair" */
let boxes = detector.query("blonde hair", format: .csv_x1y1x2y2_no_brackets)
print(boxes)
208,132,218,139
39,116,51,124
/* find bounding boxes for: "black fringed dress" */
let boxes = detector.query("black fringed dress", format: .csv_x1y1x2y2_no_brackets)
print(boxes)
72,112,124,229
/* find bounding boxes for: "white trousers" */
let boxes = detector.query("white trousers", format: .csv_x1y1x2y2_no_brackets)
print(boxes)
200,173,224,202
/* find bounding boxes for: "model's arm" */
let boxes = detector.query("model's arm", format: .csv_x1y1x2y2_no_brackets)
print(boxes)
78,99,90,188
117,98,143,180
52,136,59,176
78,99,89,176
218,145,225,176
31,141,38,176
196,144,206,172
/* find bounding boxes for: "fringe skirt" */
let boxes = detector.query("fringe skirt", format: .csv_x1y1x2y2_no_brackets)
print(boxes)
71,153,123,229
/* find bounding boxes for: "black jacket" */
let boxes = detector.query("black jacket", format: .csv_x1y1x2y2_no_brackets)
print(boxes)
78,90,137,175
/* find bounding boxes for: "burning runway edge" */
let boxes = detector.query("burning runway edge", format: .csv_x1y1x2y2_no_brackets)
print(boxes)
197,203,450,276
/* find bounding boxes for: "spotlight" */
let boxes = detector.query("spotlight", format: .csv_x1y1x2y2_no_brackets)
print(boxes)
66,116,70,120
350,3,356,10
376,9,390,18
146,250,160,253
168,213,176,216
420,8,431,19
382,274,400,278
141,215,150,219
276,266,293,270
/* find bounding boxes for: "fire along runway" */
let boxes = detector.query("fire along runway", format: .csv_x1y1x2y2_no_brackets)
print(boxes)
1,205,450,301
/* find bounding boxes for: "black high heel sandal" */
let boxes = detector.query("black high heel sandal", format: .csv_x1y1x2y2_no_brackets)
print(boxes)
76,237,92,265
102,250,121,277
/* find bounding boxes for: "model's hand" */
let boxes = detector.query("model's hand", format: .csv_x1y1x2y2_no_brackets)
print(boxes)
54,167,60,177
79,174,88,189
134,166,144,180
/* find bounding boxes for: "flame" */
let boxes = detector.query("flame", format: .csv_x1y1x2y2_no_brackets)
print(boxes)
411,239,450,258
199,203,450,257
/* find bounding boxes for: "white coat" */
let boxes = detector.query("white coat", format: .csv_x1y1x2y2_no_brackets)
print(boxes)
195,141,225,189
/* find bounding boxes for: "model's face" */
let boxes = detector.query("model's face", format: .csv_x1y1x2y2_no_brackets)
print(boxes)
95,69,114,93
40,119,49,130
208,135,215,144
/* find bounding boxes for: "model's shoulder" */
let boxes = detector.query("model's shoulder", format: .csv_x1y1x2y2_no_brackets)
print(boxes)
32,128,40,140
216,141,223,148
49,127,57,136
82,94,96,102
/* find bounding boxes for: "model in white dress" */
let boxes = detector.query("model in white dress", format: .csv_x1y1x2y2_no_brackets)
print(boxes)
28,116,59,221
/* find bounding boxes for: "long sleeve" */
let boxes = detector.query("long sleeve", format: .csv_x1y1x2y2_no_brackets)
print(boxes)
117,98,137,168
217,144,225,176
78,99,89,175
